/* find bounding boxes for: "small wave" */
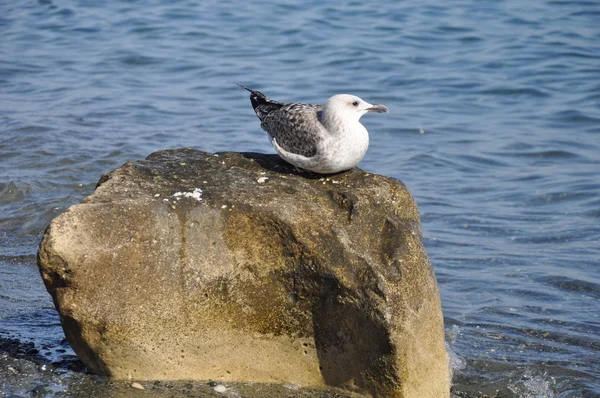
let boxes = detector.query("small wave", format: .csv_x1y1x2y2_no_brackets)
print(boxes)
455,154,510,168
507,173,545,182
0,254,37,264
508,370,556,398
524,190,595,208
0,181,34,204
540,275,600,300
129,26,169,35
447,343,466,372
480,86,551,98
548,110,600,126
0,179,91,236
583,208,600,218
117,52,163,66
12,125,55,134
510,150,579,159
512,231,576,245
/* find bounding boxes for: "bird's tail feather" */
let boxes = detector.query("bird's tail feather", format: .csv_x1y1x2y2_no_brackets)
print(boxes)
235,83,283,119
235,83,270,109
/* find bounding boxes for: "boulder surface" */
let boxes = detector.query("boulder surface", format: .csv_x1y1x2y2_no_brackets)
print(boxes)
38,149,449,397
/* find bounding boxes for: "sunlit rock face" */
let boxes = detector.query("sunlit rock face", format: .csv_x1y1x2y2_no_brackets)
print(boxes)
38,149,449,398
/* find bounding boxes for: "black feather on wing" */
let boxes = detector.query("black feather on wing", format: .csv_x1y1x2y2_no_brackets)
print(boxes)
253,102,284,120
237,84,323,158
260,103,323,158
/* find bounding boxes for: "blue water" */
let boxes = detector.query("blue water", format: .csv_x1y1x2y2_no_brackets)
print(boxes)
1,0,599,396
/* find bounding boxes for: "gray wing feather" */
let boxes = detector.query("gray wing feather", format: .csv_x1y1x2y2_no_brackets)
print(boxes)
260,103,323,158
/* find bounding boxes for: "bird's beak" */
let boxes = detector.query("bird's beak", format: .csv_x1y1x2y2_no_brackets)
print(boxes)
366,104,388,113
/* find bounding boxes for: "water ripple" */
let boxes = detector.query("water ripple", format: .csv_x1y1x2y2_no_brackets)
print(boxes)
1,0,600,395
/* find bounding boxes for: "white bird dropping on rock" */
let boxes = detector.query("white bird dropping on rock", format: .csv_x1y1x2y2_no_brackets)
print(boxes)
213,384,228,393
131,382,144,389
238,84,388,174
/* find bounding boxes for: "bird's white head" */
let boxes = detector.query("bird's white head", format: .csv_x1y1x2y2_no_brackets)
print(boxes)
323,94,388,122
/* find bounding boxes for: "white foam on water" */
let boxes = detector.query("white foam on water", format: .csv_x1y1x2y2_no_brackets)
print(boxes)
508,370,556,398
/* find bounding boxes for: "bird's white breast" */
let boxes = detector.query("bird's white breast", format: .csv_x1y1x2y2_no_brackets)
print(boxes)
319,120,369,172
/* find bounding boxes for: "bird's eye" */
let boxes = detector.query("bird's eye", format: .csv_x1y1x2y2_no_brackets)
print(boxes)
352,101,359,107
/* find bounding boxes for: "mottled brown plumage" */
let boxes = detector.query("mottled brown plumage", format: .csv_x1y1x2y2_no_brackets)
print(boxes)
238,84,322,157
238,84,388,174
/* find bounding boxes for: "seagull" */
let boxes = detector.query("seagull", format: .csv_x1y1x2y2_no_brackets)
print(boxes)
238,84,388,174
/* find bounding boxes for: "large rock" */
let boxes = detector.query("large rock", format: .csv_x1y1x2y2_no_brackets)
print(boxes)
38,149,449,397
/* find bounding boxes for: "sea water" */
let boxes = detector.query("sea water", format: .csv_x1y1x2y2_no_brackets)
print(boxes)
1,1,599,396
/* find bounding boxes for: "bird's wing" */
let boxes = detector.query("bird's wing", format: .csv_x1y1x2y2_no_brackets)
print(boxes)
260,103,324,158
